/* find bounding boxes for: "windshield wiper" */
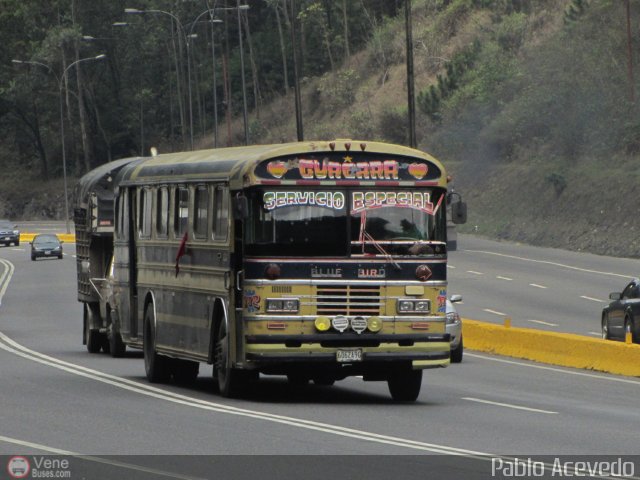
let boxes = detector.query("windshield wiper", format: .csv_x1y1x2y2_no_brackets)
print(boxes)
357,211,401,270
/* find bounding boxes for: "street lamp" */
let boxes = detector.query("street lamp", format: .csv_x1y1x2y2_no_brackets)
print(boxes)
12,54,106,234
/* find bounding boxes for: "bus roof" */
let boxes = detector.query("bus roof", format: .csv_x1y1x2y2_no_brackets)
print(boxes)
117,140,448,189
75,156,143,207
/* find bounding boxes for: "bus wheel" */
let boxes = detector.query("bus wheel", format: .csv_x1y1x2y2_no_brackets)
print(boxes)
387,368,422,402
83,304,102,354
215,320,252,397
143,306,170,383
108,310,126,358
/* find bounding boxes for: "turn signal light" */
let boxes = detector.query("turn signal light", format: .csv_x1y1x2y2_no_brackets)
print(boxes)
367,316,383,332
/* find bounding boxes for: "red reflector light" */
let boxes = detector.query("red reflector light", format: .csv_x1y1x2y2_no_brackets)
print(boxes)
267,322,286,330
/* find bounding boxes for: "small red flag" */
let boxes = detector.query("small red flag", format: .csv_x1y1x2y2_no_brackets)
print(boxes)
175,231,188,276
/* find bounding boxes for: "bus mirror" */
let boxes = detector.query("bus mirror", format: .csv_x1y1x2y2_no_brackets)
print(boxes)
234,195,249,219
451,201,467,224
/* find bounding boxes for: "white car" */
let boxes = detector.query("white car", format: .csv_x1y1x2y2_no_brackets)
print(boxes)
446,294,463,363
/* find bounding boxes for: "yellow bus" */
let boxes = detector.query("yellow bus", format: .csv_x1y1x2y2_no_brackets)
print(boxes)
110,139,466,401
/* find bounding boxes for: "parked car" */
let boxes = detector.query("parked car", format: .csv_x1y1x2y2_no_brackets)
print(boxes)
446,294,463,363
30,234,63,260
0,220,20,246
602,279,640,343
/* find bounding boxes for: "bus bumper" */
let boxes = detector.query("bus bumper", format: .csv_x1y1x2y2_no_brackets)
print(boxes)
244,334,450,370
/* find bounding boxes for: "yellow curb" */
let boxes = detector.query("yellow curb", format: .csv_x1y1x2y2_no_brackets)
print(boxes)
20,233,76,243
463,318,640,377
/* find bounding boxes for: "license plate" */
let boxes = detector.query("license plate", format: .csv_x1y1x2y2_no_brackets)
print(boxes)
336,349,362,362
3,237,9,241
45,251,50,255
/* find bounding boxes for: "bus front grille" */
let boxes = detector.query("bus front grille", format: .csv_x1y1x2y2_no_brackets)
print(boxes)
315,285,381,316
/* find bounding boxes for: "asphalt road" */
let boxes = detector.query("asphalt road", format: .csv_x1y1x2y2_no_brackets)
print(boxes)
1,234,640,479
449,234,640,337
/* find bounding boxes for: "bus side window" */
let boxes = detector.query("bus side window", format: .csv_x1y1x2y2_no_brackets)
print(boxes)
139,188,152,239
156,187,169,238
174,186,189,238
194,186,209,240
212,186,229,242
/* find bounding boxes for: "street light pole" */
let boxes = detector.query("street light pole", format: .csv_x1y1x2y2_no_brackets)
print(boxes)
405,0,417,148
12,54,106,234
237,0,250,145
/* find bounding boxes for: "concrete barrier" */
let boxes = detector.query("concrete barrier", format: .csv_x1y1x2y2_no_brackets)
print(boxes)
20,233,76,243
463,318,640,377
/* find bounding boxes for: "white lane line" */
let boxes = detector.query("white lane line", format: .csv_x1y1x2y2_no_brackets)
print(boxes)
496,276,512,281
588,332,602,336
0,259,15,307
0,331,492,457
483,309,506,316
462,397,558,415
467,271,484,275
447,265,456,269
463,249,635,279
529,283,547,289
466,352,640,386
581,295,606,303
0,435,204,479
527,320,558,327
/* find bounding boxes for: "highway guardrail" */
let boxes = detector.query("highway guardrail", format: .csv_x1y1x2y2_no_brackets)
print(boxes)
463,318,640,377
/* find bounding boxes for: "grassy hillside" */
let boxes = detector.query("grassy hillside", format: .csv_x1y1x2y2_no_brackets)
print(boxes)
254,0,640,257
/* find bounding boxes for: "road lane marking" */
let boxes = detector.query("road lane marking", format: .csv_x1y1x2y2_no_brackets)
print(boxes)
529,283,547,289
0,331,492,457
0,435,205,479
581,295,606,303
483,309,506,316
496,276,512,281
466,353,640,385
462,397,558,415
527,320,558,327
588,332,602,336
447,265,456,269
467,271,483,275
463,250,635,279
0,259,15,307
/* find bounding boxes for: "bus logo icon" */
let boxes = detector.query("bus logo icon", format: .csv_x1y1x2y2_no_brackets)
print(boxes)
7,456,30,479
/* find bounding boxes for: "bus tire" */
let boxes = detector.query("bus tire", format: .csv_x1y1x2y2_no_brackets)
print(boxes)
143,306,170,383
215,319,251,397
83,304,102,354
108,309,126,358
387,367,422,402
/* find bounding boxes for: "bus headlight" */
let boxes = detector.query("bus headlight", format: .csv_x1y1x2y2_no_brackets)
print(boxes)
397,299,431,314
266,298,299,313
367,316,383,332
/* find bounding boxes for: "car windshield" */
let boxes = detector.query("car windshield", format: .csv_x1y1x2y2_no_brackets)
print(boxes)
33,235,60,246
244,188,446,257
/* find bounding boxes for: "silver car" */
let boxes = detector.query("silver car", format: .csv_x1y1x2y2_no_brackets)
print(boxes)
446,294,463,363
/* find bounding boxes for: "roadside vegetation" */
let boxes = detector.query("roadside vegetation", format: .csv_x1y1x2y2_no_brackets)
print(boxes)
1,0,639,256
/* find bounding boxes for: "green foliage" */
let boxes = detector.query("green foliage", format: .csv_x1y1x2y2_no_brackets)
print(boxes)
545,173,567,196
564,0,590,25
378,107,408,145
417,41,481,122
317,69,360,111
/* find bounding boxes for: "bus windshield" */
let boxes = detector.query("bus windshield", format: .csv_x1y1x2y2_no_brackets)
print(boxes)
244,188,446,257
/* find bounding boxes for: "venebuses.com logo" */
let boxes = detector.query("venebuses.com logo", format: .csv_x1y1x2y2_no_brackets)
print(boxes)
7,456,30,479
